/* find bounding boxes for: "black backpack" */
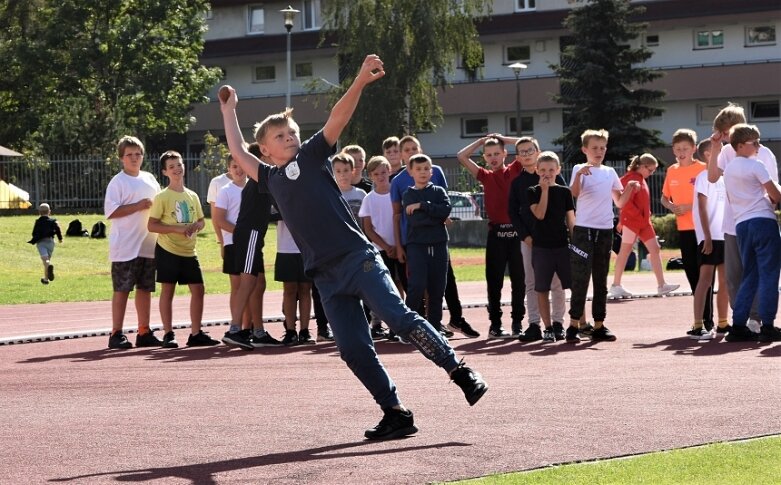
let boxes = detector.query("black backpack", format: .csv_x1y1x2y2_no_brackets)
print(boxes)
90,221,107,239
66,219,88,237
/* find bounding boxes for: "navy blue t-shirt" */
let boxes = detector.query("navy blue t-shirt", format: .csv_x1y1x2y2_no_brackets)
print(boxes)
256,130,369,273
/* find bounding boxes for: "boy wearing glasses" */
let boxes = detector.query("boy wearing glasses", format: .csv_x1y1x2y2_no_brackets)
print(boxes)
714,125,781,342
457,134,524,339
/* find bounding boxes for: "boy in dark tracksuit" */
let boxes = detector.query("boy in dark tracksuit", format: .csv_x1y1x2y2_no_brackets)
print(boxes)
28,203,63,285
402,154,452,337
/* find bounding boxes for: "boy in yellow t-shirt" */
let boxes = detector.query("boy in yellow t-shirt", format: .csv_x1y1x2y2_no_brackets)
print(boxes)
148,151,219,348
662,129,709,331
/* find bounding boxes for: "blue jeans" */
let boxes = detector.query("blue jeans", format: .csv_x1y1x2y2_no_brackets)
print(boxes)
734,218,781,327
314,247,459,410
406,242,448,327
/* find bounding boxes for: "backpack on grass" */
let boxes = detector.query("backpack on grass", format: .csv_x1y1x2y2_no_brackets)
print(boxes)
66,219,89,237
90,221,107,239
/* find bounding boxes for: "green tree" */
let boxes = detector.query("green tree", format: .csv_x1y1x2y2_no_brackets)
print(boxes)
320,0,491,153
0,0,220,156
551,0,665,166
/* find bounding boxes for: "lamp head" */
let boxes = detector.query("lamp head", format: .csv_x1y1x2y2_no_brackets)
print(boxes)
508,62,528,78
281,5,299,32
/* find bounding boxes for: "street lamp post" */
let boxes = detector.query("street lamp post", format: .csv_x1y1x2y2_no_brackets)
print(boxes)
508,62,528,136
281,5,299,109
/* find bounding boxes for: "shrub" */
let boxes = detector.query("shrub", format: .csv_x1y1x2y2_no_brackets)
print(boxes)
652,213,679,248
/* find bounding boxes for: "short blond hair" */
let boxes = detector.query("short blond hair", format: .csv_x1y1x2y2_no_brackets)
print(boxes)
537,151,560,166
343,144,365,159
253,108,298,144
38,203,51,215
116,135,144,158
399,135,421,151
729,123,760,150
580,129,609,147
713,103,746,134
331,152,355,169
366,156,391,174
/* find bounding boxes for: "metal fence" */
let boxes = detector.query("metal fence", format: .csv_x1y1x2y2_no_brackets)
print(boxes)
1,156,668,215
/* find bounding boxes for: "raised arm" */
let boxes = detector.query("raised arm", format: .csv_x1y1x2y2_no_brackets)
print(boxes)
456,137,486,179
707,132,725,183
322,55,385,147
219,87,261,181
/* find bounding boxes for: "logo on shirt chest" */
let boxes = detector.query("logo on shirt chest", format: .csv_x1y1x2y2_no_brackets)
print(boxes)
285,161,300,180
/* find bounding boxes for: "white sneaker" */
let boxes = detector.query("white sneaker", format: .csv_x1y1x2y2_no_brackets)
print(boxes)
608,285,633,298
657,283,680,295
699,329,716,341
747,319,761,333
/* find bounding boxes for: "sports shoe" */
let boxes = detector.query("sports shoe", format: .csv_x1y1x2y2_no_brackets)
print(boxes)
511,322,523,338
699,329,716,341
40,278,49,285
591,325,617,342
364,408,418,440
542,327,555,342
448,318,480,338
298,328,316,345
317,326,335,342
608,284,632,298
578,322,594,338
488,327,512,339
433,324,454,338
222,330,254,350
251,331,282,347
162,331,179,348
371,325,389,340
758,325,781,343
552,322,565,341
565,326,581,343
450,361,488,406
282,329,299,346
716,324,731,334
187,330,220,347
747,319,761,334
135,330,163,347
725,325,760,342
657,283,679,295
108,332,132,349
386,331,401,343
518,324,542,342
47,264,55,281
686,327,705,339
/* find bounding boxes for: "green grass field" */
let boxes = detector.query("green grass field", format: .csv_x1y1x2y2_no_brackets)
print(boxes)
0,214,486,305
448,436,781,485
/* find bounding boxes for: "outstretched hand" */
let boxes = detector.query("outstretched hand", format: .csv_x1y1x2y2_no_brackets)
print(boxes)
218,85,238,110
355,55,385,87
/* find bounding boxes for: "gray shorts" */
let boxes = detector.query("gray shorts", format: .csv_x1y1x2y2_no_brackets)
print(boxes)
111,257,156,293
36,239,55,258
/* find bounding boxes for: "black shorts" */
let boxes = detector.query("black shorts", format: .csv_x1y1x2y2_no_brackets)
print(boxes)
532,246,571,291
222,244,238,275
274,252,311,282
155,244,204,285
233,227,265,275
697,240,725,266
111,257,156,293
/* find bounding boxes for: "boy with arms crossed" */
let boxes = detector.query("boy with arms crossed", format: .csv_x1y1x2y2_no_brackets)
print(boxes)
104,136,160,349
457,135,525,338
220,55,487,440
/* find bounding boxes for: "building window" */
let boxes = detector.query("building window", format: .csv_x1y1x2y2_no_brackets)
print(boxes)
248,6,264,34
505,45,531,64
253,65,276,82
515,0,536,12
302,0,321,30
697,104,727,125
750,100,780,121
694,29,723,49
508,116,534,135
204,9,213,20
462,118,488,137
746,26,776,46
294,62,313,79
645,34,659,47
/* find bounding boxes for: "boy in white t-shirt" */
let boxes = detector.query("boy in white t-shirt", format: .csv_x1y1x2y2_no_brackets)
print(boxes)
567,129,634,343
691,138,729,340
103,136,161,349
207,166,234,253
715,124,781,342
275,219,314,345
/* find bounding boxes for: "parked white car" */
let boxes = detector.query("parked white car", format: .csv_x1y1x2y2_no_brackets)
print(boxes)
447,191,483,221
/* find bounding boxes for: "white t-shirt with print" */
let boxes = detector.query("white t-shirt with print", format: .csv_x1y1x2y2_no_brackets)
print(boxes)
692,171,726,243
569,164,623,230
359,190,395,251
104,170,161,262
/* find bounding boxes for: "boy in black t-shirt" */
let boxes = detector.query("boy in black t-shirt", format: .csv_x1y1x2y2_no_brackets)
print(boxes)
219,54,486,441
527,152,575,341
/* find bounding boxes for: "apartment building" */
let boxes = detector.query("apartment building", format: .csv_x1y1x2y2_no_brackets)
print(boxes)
190,0,780,165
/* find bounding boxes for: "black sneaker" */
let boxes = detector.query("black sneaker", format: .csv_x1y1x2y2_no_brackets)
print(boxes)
222,330,254,350
386,331,401,343
578,322,594,338
187,330,220,346
108,332,132,349
511,322,523,338
488,327,512,339
591,325,617,342
364,408,418,440
162,331,179,349
552,322,565,341
565,326,581,343
282,329,299,346
450,361,488,406
433,324,454,339
47,264,55,281
135,331,163,347
41,278,49,285
687,328,707,340
758,326,781,343
447,318,480,338
716,324,732,334
298,329,316,345
371,325,389,340
251,331,283,347
725,325,760,342
542,327,555,342
317,326,335,342
518,324,542,342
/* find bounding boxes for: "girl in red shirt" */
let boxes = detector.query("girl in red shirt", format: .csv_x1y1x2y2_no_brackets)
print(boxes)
610,154,679,297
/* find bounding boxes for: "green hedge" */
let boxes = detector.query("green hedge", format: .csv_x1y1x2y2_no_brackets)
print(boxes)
652,211,781,249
